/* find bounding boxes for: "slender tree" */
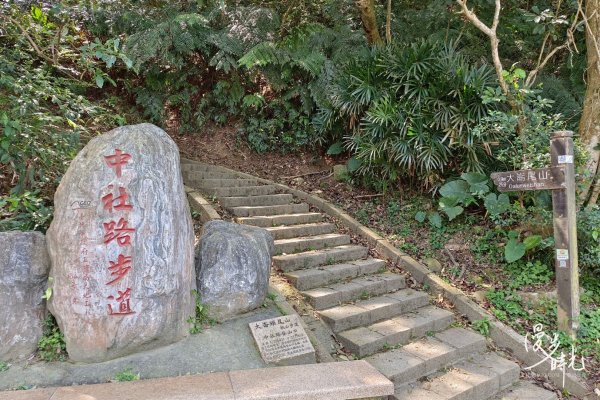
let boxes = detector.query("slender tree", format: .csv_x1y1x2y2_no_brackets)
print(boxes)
579,0,600,206
356,0,383,45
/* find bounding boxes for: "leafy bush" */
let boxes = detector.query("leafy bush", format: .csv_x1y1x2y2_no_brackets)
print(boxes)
1,4,127,232
577,206,600,275
318,40,497,189
114,369,140,382
187,290,216,334
505,260,554,289
37,315,67,361
238,23,367,152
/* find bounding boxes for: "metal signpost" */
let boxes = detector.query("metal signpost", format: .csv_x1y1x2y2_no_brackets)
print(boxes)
491,131,580,339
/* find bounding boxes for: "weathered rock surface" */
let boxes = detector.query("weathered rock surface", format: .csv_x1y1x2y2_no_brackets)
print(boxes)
46,123,195,363
0,232,50,361
196,221,274,321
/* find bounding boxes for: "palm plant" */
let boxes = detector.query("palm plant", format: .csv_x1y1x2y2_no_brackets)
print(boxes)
319,40,499,189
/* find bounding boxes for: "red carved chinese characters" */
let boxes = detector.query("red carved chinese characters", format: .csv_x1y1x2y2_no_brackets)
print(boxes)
102,185,133,212
107,288,135,315
101,148,136,316
103,218,135,246
106,254,132,285
104,149,131,178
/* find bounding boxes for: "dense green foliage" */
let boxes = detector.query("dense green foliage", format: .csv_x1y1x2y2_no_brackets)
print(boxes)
0,3,129,231
37,314,67,361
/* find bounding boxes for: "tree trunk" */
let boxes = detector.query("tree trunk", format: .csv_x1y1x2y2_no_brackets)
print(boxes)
386,0,392,43
356,0,383,45
579,0,600,206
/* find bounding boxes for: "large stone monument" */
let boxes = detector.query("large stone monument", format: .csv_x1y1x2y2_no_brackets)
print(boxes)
0,232,50,361
196,220,273,321
46,123,195,363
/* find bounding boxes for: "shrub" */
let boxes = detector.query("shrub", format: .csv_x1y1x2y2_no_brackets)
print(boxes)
317,40,498,189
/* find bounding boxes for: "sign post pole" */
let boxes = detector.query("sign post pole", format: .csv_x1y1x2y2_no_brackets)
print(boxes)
550,131,580,339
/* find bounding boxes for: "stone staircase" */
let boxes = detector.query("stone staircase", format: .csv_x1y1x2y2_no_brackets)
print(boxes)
181,160,559,400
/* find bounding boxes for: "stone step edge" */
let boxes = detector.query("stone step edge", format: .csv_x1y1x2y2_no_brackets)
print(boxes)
337,305,454,357
272,245,369,272
301,272,406,311
184,185,222,224
492,380,559,400
274,233,352,254
181,158,590,397
266,222,337,240
3,360,393,400
235,212,324,227
284,258,387,291
318,289,430,333
391,352,521,400
366,329,488,387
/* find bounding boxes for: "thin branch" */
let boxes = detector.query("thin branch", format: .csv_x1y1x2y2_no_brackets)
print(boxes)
456,0,509,96
6,16,55,65
525,3,582,87
526,42,570,86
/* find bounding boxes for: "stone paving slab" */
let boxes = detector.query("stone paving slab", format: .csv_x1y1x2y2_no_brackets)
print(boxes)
493,381,558,400
231,203,310,217
338,306,455,357
237,213,323,228
220,194,294,208
284,258,384,291
207,185,282,198
0,308,278,391
273,245,368,272
302,273,405,310
274,233,351,254
0,361,393,400
266,223,336,240
194,178,258,189
319,289,429,333
228,360,393,400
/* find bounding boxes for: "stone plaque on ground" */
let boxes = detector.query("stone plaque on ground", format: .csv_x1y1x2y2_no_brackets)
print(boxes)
249,314,315,366
46,123,195,363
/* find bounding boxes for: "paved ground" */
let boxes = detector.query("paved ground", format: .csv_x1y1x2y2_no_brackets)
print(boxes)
0,307,279,391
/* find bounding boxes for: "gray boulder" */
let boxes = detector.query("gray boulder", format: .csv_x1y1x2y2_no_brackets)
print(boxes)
196,221,273,321
46,123,195,363
0,232,50,361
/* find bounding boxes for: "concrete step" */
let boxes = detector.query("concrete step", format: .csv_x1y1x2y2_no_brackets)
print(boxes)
302,273,405,310
273,245,368,272
319,289,429,333
231,203,310,217
220,194,294,208
236,212,323,227
338,305,454,357
391,352,520,400
267,222,336,240
367,328,487,387
184,171,240,180
493,381,558,400
204,185,281,198
274,233,351,254
285,258,386,291
181,163,231,173
194,178,258,189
